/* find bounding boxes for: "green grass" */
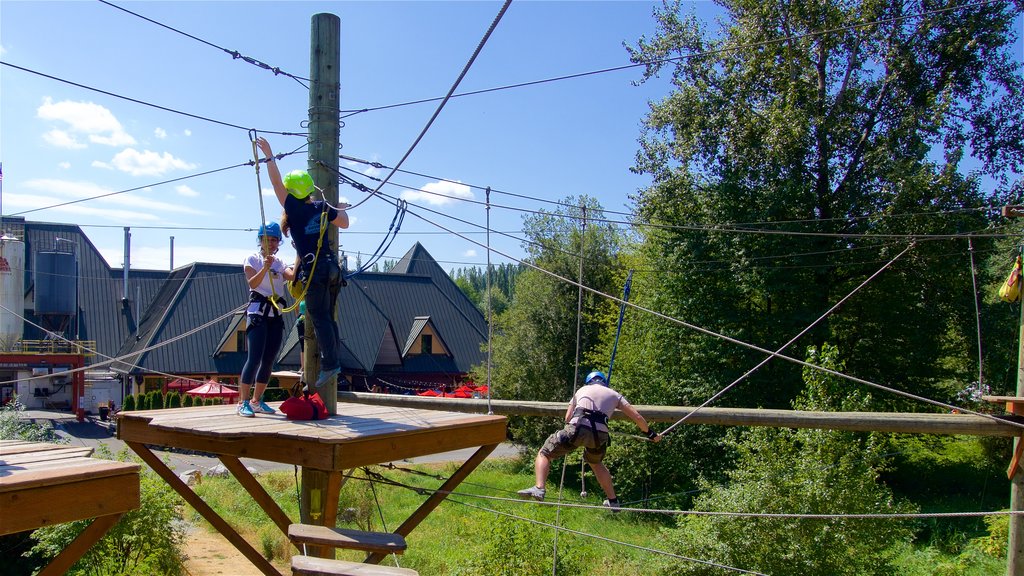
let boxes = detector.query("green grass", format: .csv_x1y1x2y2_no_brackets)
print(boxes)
189,455,667,575
186,447,1010,575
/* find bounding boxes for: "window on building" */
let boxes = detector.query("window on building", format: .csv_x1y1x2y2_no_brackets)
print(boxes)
421,334,432,355
236,330,246,352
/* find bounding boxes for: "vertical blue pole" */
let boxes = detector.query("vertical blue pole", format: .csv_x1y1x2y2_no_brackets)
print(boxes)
606,269,634,386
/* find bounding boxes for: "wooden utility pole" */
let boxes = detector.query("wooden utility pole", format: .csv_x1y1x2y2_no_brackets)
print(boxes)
1003,204,1024,576
301,13,342,554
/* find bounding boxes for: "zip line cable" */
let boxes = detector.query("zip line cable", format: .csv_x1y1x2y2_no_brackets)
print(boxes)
337,0,1002,118
658,242,915,438
351,0,513,211
337,169,1001,283
338,162,1018,242
363,188,1024,431
6,146,305,217
339,152,1005,230
968,238,985,393
0,61,306,136
97,0,310,87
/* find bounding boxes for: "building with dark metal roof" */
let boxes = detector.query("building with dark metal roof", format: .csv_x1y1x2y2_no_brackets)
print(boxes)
1,216,487,406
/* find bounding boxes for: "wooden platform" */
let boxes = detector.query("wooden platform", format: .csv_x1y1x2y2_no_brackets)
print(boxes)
115,401,506,576
0,440,141,576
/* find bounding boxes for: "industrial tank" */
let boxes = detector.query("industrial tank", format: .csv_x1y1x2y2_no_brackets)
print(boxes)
0,234,26,351
34,250,78,316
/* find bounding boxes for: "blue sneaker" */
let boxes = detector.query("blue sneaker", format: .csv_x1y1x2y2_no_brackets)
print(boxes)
237,401,254,418
314,367,340,389
252,400,276,415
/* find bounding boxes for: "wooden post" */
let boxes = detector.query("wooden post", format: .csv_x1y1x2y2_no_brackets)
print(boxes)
307,13,340,414
1010,246,1024,576
302,12,341,556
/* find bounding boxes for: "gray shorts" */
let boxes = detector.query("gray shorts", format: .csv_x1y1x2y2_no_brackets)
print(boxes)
540,423,609,464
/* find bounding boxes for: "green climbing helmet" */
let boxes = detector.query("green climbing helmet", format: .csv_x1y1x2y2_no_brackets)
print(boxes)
283,170,314,199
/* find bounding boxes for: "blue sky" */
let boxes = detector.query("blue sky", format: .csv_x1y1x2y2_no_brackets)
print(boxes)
2,2,1020,274
0,0,687,271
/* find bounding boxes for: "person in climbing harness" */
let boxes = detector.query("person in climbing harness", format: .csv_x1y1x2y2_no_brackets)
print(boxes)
257,137,349,392
238,222,295,417
517,370,661,510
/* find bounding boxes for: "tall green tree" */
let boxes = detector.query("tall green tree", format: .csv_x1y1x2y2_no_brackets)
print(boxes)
623,0,1024,411
487,196,625,446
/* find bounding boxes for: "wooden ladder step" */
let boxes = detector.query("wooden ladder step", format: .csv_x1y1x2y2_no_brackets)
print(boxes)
288,524,407,554
291,555,418,576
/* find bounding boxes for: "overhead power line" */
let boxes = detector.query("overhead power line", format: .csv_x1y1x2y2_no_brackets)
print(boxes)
355,0,513,209
97,0,310,87
339,0,1001,117
0,61,304,136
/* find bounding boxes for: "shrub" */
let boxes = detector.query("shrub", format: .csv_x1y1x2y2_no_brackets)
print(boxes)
0,396,63,442
28,446,187,575
166,392,182,409
122,394,136,411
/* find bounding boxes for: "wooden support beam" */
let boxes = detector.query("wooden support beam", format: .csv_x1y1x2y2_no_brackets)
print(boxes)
336,392,1023,437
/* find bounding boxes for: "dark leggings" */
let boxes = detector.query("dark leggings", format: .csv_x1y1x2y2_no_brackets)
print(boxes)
240,314,284,385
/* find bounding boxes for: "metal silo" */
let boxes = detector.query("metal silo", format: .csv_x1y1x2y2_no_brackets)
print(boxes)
0,234,26,351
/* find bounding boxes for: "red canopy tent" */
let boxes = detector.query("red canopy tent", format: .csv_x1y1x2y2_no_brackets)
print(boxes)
417,389,441,397
165,378,201,392
185,381,239,401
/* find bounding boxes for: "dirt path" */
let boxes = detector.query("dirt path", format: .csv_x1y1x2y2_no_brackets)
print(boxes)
182,524,289,576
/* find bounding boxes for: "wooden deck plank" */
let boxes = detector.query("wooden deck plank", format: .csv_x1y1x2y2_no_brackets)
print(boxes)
0,446,95,464
291,555,418,576
0,440,91,456
0,468,139,534
288,524,406,554
0,461,139,492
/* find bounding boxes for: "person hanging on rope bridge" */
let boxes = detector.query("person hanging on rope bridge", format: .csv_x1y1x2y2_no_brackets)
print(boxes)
518,370,661,511
238,222,295,417
257,137,349,392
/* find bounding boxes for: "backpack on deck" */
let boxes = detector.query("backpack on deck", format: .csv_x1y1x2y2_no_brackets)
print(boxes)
280,390,329,420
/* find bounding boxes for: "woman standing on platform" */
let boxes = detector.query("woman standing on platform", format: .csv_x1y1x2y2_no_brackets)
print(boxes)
238,222,295,417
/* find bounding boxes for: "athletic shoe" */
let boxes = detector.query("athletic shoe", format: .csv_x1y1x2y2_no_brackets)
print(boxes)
314,367,340,389
602,498,621,513
252,400,276,415
237,401,255,418
517,486,546,501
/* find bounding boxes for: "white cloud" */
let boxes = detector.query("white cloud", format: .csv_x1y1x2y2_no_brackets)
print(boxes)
400,180,473,206
463,249,477,258
108,148,196,177
42,129,85,149
154,127,167,139
37,97,136,147
225,194,236,201
175,185,199,198
91,160,113,170
183,129,192,137
58,162,71,170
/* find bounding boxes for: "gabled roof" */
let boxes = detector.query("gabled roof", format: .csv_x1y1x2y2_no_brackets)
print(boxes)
401,316,451,358
7,218,485,381
114,262,287,376
279,244,487,378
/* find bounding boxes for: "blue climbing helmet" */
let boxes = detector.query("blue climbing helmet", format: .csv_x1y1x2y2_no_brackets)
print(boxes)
258,222,282,240
585,370,608,386
298,300,306,315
